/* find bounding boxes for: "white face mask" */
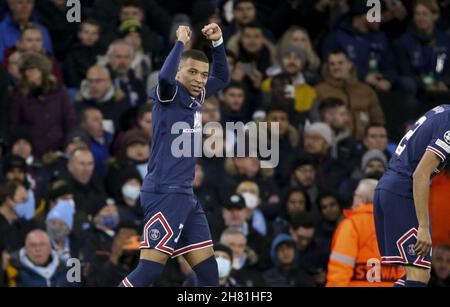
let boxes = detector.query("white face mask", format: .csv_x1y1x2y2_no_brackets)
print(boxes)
122,185,140,201
216,256,232,278
241,192,259,209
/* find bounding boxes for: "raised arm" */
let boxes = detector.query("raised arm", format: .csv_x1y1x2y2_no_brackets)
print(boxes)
157,26,192,101
202,23,230,98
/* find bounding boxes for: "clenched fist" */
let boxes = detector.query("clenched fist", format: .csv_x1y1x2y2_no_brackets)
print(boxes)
176,26,192,45
202,23,222,42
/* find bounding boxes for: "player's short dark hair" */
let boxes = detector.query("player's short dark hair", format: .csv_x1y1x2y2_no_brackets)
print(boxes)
233,0,255,10
364,123,387,138
223,81,245,93
181,49,209,64
0,181,21,206
289,212,316,230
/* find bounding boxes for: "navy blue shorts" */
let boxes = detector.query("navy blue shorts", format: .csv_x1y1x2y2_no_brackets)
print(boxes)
139,191,213,258
373,189,432,269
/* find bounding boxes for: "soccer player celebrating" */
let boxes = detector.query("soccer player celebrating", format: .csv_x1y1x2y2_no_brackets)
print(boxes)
119,23,229,287
374,105,450,287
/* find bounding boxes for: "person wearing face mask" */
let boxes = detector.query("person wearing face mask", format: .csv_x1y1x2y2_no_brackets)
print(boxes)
0,181,36,279
214,243,241,287
45,197,80,263
114,168,143,227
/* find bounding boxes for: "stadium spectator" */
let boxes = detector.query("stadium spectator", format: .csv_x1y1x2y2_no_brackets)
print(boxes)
326,179,404,287
316,192,344,253
114,168,143,226
9,52,76,158
76,64,129,134
360,124,392,161
288,157,321,206
315,49,386,141
0,0,53,62
263,233,315,287
219,81,250,124
262,45,317,126
64,19,103,89
6,229,76,287
79,106,114,177
214,243,242,287
429,245,450,287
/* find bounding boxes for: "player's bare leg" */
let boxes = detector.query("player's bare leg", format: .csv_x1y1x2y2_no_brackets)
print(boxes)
183,247,219,286
118,249,170,287
405,266,431,285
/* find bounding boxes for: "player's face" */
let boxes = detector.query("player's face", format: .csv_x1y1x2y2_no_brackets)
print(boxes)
364,127,388,151
286,191,307,216
20,29,43,53
319,196,342,222
177,58,209,97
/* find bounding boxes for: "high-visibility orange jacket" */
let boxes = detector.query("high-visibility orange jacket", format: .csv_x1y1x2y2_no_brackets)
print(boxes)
326,204,405,287
429,173,450,246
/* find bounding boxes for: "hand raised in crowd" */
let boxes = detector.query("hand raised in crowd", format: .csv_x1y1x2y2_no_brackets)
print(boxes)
202,23,223,41
176,25,192,45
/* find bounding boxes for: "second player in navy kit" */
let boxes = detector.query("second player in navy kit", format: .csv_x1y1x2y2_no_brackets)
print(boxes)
119,23,230,287
374,105,450,287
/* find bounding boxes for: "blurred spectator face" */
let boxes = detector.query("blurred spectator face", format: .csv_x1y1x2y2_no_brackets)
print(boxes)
328,53,353,81
221,232,247,261
193,163,204,188
290,226,315,251
126,143,150,162
290,30,309,51
414,3,438,33
94,204,120,229
137,111,153,136
233,1,256,26
49,194,74,210
223,87,245,112
241,27,264,54
8,52,22,80
267,110,289,136
6,168,26,183
432,247,450,281
319,196,342,223
293,165,315,188
223,207,246,228
68,149,94,184
124,32,143,52
286,191,307,216
364,159,386,177
282,52,303,76
277,243,296,266
18,29,43,53
65,139,89,156
323,105,349,131
14,185,28,205
120,5,144,22
109,43,134,76
24,68,43,88
121,178,141,206
202,100,220,124
25,230,52,266
12,139,32,160
352,183,367,208
234,157,259,178
8,0,34,24
47,219,69,241
304,131,329,155
86,66,113,101
79,23,100,47
363,126,388,151
81,109,104,139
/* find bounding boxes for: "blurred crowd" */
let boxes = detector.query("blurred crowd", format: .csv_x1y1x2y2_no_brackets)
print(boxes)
0,0,449,287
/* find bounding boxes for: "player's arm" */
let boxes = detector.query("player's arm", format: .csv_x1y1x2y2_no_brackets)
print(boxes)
201,23,230,98
412,150,440,257
157,26,192,102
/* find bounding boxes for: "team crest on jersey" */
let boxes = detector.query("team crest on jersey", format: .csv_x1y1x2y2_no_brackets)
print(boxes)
407,244,416,256
444,131,450,145
150,229,160,241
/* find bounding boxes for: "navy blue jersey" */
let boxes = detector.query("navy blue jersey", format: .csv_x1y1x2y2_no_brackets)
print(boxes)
142,40,229,195
378,105,450,197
